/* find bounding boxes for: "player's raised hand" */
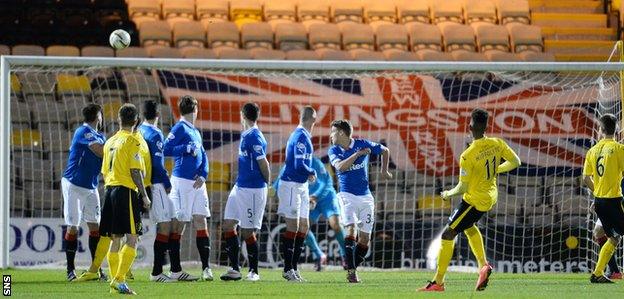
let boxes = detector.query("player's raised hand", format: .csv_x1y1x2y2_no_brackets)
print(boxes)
193,175,205,189
382,170,393,179
308,174,317,183
358,148,372,157
142,194,151,210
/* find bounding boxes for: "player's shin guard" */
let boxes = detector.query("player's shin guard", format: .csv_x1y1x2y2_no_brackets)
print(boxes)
88,230,100,261
336,230,346,257
114,245,137,282
224,231,240,271
305,231,323,260
281,231,296,272
152,233,169,276
64,232,78,272
434,239,455,285
169,233,182,272
292,232,306,271
598,236,621,274
465,225,487,268
245,235,259,274
355,243,368,268
108,251,120,279
594,238,617,276
196,230,211,270
344,236,357,270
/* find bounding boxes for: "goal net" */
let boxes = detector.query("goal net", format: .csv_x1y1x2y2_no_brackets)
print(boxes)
1,57,622,273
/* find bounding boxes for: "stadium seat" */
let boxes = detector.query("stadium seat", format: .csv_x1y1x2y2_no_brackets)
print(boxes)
181,47,217,58
0,44,9,55
17,73,57,97
264,1,296,29
518,51,555,61
431,0,463,24
351,50,385,61
508,24,544,53
332,0,364,30
285,49,319,60
531,13,606,29
250,49,286,60
365,2,397,32
173,21,207,49
475,25,510,53
207,161,230,192
316,49,352,60
12,129,42,151
127,0,161,28
297,1,330,30
230,0,263,28
241,22,274,50
485,52,521,61
46,45,80,57
440,23,476,52
495,0,530,25
397,0,430,25
12,45,45,56
148,46,183,58
217,48,253,59
464,0,497,25
207,22,240,51
40,123,72,152
10,74,21,96
196,0,229,28
56,74,91,95
275,23,308,51
11,98,31,125
385,50,418,61
451,51,486,61
116,46,149,57
162,0,195,27
309,23,341,53
342,23,375,55
376,24,409,55
407,23,443,53
139,20,172,48
81,46,114,57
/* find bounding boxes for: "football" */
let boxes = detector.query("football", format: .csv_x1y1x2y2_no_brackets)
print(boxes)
109,29,131,50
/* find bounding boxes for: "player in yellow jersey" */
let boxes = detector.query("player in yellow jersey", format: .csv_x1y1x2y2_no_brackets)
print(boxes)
419,108,521,292
583,114,624,284
99,104,151,295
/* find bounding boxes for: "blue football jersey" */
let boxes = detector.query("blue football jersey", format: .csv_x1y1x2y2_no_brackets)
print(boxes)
280,126,315,183
328,138,383,196
236,126,268,188
163,119,209,180
63,124,106,189
139,122,172,190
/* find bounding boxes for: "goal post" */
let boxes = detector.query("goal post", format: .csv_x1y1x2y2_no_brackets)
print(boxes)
2,55,624,271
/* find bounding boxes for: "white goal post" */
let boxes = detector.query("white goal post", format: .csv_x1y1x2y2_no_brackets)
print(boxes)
2,55,624,270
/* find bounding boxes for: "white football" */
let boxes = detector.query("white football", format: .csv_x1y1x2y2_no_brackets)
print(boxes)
109,29,131,50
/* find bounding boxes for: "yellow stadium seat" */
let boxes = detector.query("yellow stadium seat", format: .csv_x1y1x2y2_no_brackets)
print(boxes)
417,195,451,210
12,129,42,149
56,74,91,94
231,0,263,28
10,74,21,94
208,161,231,191
102,101,123,120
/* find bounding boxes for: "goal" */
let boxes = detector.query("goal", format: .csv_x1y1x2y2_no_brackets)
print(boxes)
1,55,623,272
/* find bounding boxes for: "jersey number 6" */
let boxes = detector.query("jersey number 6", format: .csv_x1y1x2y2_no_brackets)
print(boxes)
596,156,605,177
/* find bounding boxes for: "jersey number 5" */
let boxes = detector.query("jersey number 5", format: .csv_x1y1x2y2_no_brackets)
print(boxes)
485,157,496,180
596,156,605,177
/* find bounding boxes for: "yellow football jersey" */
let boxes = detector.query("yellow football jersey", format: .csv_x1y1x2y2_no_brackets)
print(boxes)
101,130,146,190
459,137,518,211
135,131,152,187
583,139,624,198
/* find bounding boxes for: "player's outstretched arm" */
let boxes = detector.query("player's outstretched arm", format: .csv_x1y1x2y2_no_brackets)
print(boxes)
380,146,392,179
441,181,468,200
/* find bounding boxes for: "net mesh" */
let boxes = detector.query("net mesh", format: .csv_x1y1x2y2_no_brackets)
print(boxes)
6,62,623,272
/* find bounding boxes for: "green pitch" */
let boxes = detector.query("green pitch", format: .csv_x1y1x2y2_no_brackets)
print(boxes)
2,268,623,298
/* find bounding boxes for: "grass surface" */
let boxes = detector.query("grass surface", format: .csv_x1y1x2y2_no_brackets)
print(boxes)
2,267,623,298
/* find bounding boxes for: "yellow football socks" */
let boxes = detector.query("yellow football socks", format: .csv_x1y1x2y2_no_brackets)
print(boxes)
594,238,616,277
434,239,455,285
465,225,487,268
114,245,137,282
107,251,120,280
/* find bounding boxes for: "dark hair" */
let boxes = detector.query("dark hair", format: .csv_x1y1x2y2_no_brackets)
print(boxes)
471,108,489,132
331,119,352,137
82,104,102,123
142,100,159,120
600,114,617,135
241,102,260,122
178,95,197,115
300,106,316,122
119,103,139,127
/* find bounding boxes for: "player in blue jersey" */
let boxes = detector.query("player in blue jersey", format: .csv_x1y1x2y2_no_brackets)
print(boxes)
164,95,212,281
328,119,392,283
61,104,106,281
274,157,347,271
220,103,270,282
138,100,178,283
277,106,317,282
